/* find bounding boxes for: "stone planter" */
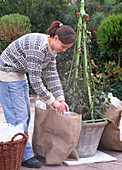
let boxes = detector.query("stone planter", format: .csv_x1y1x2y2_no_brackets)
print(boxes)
76,120,108,158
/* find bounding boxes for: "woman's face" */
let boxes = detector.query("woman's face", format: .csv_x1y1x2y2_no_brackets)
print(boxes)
51,35,73,53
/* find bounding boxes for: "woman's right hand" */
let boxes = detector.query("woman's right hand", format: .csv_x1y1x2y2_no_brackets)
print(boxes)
51,100,65,115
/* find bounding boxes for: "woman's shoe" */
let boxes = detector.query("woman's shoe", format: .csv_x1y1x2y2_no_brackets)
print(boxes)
22,156,42,168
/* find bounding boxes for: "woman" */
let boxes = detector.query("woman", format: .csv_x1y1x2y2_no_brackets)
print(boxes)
0,21,77,168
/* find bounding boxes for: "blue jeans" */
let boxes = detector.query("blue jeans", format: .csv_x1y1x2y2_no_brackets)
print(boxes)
0,80,34,161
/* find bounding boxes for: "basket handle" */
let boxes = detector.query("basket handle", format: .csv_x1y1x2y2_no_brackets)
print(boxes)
11,132,28,142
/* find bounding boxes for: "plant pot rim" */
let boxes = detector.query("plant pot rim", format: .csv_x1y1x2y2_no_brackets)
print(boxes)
81,120,108,127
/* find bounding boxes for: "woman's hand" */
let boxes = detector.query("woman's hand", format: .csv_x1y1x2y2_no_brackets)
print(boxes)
52,100,65,114
60,100,69,112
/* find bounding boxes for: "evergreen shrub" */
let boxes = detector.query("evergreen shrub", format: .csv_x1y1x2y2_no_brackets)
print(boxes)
95,14,122,66
0,13,31,53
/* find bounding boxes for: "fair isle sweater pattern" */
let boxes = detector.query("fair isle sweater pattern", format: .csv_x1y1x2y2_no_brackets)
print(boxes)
0,33,64,104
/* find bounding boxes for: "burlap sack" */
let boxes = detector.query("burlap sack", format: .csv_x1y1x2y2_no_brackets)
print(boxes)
99,103,122,151
32,106,81,165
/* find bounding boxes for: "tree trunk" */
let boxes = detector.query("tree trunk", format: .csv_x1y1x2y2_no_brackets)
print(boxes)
118,51,120,67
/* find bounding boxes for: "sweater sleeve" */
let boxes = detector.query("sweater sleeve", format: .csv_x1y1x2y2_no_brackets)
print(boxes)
42,56,65,102
26,51,55,105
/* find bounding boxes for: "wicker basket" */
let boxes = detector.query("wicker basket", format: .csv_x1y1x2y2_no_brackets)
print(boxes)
0,132,28,170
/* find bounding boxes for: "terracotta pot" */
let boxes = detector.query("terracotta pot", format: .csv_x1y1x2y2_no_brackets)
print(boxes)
76,120,108,158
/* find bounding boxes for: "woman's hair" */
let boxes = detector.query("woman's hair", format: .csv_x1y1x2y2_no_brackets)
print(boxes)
46,21,77,44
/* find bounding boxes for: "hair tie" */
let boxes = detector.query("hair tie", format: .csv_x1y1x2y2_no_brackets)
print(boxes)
59,23,63,27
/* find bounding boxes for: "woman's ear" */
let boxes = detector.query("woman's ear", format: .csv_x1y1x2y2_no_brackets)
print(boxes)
54,35,59,41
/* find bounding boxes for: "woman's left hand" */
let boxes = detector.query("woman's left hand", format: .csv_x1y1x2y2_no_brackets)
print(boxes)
60,100,69,112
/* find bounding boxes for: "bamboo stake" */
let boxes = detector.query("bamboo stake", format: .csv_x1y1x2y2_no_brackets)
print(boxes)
74,6,82,89
75,0,94,120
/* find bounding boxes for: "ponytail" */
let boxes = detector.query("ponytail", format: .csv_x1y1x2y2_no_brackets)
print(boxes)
46,21,77,44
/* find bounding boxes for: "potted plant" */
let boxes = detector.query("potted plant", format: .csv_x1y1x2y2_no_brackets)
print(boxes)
62,0,110,158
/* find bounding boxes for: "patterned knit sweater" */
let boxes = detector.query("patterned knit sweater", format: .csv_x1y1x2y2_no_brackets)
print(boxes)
0,33,65,105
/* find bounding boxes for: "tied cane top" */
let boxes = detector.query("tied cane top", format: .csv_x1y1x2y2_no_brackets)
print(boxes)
0,33,65,105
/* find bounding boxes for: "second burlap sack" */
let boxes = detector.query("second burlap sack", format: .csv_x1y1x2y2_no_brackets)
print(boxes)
32,106,81,165
99,103,122,151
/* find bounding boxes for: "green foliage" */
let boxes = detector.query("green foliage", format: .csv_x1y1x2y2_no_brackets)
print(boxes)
0,0,32,19
103,61,122,82
61,58,110,120
63,2,77,30
89,12,105,29
0,0,69,33
86,0,121,30
68,0,122,67
25,0,69,33
110,81,122,100
95,14,122,58
0,13,31,53
102,61,122,100
27,73,37,95
85,0,122,65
